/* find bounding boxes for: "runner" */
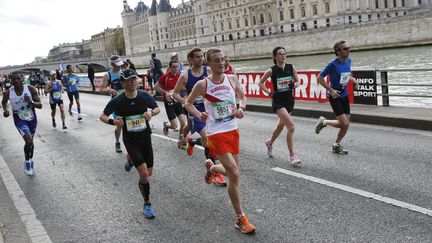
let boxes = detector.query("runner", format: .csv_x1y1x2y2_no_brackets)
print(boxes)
62,64,82,120
185,48,255,234
1,74,42,176
258,47,301,166
154,60,187,140
100,69,160,219
172,47,227,187
315,40,359,154
46,70,67,129
101,55,125,153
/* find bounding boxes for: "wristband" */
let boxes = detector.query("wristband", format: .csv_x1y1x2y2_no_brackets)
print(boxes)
240,106,246,112
108,119,115,125
150,110,155,116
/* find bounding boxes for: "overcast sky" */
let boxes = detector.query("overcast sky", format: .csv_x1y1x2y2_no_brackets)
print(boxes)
0,0,182,67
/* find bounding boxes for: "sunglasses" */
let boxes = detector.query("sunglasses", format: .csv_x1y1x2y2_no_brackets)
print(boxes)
276,52,287,56
342,47,350,51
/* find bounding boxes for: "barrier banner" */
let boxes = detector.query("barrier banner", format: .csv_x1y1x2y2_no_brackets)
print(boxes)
352,70,378,105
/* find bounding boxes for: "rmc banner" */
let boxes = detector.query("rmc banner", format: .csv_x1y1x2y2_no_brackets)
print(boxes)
238,70,377,105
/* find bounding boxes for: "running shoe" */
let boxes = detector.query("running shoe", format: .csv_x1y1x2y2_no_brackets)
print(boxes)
213,173,227,187
187,136,195,156
30,159,35,171
24,160,33,176
162,121,169,136
77,115,83,121
68,110,73,116
332,143,348,155
52,120,57,128
290,155,302,167
315,116,326,134
125,154,134,172
173,127,179,132
143,204,155,219
235,215,256,234
62,123,68,129
204,159,215,184
115,142,122,153
264,140,273,157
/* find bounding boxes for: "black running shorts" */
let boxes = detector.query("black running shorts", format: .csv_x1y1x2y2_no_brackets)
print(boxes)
50,100,64,110
328,96,350,117
164,100,185,121
123,135,154,168
272,95,295,113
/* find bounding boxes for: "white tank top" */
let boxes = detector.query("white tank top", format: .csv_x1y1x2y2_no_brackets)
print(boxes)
10,85,35,121
204,75,238,135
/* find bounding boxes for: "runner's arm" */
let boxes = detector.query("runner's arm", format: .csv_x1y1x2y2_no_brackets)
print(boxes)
2,90,10,117
317,75,339,98
292,66,300,88
28,86,42,109
258,68,273,96
185,80,207,121
44,82,51,94
172,72,187,104
229,75,246,118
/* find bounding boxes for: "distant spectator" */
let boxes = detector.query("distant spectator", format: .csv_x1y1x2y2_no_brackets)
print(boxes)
126,59,136,71
170,52,184,73
150,53,163,87
147,69,154,94
87,64,95,91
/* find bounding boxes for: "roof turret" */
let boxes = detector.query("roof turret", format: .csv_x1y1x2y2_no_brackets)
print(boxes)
149,0,158,16
158,0,171,13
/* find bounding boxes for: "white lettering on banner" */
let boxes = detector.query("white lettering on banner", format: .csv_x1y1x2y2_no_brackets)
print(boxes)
296,74,308,98
238,74,248,93
356,78,374,84
248,74,261,96
354,91,377,97
308,74,327,99
358,86,375,91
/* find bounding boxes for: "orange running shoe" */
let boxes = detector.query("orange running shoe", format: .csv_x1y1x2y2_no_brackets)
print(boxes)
204,159,215,184
213,173,227,187
186,136,195,156
235,215,256,234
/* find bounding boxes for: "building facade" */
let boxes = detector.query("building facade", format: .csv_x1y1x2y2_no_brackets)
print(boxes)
121,0,432,56
90,27,123,59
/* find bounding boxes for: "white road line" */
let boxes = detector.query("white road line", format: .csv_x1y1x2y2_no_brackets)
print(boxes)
272,167,432,217
0,154,52,243
152,133,205,150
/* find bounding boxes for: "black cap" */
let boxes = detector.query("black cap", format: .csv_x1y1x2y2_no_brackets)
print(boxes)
120,69,138,81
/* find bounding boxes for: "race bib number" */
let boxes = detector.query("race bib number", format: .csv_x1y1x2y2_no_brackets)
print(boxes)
125,114,147,132
70,78,77,85
17,107,35,121
340,72,351,85
276,76,292,92
212,100,236,122
53,92,61,99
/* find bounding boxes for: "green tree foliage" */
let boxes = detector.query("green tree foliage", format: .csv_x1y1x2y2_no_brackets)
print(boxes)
109,29,126,56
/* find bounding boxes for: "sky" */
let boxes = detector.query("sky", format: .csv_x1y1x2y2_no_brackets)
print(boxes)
0,0,182,67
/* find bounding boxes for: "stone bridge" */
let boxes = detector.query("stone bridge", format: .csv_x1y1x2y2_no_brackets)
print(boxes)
0,58,110,75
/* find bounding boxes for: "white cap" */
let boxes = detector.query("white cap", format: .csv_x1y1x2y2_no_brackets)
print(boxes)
111,57,124,66
50,70,56,75
170,52,178,57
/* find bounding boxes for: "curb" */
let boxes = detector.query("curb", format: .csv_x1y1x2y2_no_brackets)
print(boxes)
79,90,432,132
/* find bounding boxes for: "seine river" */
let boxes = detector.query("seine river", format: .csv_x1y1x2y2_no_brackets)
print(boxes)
231,45,432,108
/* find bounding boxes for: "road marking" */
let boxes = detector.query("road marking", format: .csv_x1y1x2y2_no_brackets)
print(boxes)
0,154,52,243
272,167,432,217
153,133,432,217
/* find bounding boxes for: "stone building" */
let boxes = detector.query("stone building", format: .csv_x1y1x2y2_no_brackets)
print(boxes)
121,0,432,56
90,27,123,59
47,42,83,62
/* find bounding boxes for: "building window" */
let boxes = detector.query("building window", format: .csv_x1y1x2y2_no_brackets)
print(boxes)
291,24,294,32
227,1,230,7
280,25,284,33
385,0,388,8
201,28,204,34
326,18,330,27
228,21,232,30
393,0,397,7
260,14,264,24
290,9,295,19
368,14,371,21
237,32,240,39
313,4,317,15
314,20,317,28
280,11,284,21
222,35,225,41
253,16,256,25
200,18,203,25
214,36,217,42
221,22,224,31
268,27,272,35
418,0,422,4
402,0,405,6
245,18,249,27
245,30,249,38
214,24,217,32
348,16,352,24
375,0,379,8
260,29,265,36
358,15,362,22
279,1,282,6
325,2,330,13
377,13,381,18
269,13,272,22
301,22,307,30
199,5,202,11
253,29,256,37
301,7,305,17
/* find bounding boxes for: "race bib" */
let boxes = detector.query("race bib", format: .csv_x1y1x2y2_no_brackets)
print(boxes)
212,100,236,122
17,107,34,121
340,72,351,85
125,114,147,132
53,91,61,99
276,76,292,92
70,78,77,85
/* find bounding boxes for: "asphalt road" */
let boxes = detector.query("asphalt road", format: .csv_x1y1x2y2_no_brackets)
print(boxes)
0,92,431,242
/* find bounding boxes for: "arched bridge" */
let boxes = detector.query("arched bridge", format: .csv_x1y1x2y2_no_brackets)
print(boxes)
0,58,111,74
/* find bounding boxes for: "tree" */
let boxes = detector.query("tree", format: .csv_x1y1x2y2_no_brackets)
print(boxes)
108,29,126,56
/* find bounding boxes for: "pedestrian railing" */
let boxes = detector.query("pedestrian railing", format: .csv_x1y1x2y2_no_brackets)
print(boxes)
377,68,432,106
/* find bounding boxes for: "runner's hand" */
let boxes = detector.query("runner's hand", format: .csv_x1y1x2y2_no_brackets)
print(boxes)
144,111,152,121
3,110,9,118
109,88,117,96
199,112,208,122
330,89,340,99
114,117,124,126
235,108,244,119
24,94,31,103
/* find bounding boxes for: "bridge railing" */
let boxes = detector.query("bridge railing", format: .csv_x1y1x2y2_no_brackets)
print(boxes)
377,68,432,106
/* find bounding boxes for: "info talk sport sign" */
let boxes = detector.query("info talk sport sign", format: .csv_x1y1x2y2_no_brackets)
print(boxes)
238,70,378,105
